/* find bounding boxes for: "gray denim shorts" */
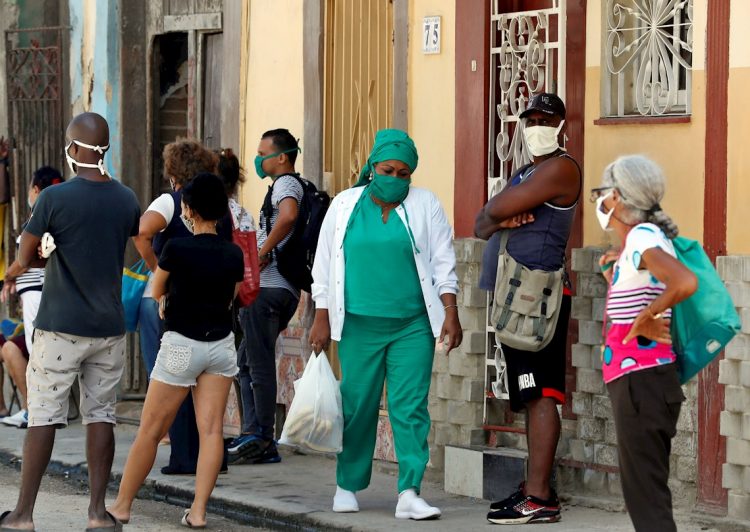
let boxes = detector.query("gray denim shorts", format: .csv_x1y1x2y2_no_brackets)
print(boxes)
151,331,238,387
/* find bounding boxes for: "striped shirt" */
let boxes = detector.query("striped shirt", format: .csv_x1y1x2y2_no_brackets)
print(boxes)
258,174,304,297
605,224,676,324
15,233,44,294
602,223,677,383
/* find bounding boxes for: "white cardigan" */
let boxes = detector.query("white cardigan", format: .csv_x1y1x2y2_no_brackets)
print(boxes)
311,186,459,341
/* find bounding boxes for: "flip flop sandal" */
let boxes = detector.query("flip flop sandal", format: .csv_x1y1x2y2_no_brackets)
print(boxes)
0,510,36,532
181,509,206,529
84,511,123,532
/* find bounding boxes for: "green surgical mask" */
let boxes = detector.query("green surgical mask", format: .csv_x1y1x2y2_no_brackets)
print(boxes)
254,148,300,179
369,173,411,203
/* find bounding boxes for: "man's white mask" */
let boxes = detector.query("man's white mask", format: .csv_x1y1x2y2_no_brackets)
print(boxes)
65,139,110,176
523,120,565,157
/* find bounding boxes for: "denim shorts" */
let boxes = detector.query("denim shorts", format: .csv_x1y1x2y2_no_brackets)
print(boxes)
151,331,238,387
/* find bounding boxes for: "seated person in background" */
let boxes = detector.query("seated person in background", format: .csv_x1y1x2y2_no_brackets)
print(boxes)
0,166,64,428
0,320,29,428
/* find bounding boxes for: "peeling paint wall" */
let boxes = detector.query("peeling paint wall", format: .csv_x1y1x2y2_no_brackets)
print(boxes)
68,0,121,178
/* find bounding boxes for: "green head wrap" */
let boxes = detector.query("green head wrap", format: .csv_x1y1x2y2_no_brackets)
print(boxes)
355,128,419,187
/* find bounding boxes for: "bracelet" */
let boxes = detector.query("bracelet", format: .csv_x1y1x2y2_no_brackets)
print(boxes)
645,305,663,320
444,304,458,310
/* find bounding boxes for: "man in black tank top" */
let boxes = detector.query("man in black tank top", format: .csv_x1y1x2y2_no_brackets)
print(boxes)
475,93,582,525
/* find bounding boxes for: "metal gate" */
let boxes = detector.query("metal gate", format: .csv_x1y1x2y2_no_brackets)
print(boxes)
485,0,566,416
323,0,394,194
5,27,66,235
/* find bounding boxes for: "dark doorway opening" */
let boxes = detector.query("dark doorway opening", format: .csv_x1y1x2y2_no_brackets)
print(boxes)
151,32,188,196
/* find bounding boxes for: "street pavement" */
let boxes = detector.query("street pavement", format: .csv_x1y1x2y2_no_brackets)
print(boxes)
0,421,747,531
0,461,263,531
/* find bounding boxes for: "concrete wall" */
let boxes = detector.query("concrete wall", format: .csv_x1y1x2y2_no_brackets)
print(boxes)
428,238,487,469
68,0,121,178
582,0,708,248
717,256,750,521
238,0,305,220
407,0,455,226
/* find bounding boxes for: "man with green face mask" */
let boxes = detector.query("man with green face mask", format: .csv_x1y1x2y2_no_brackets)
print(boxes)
229,129,303,465
309,129,462,520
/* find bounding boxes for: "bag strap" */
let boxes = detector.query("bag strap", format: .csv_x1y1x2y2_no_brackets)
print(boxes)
496,260,524,330
498,229,511,256
133,258,147,274
533,271,559,342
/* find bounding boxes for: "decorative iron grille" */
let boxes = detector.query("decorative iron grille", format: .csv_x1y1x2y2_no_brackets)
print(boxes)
603,0,693,117
5,27,66,233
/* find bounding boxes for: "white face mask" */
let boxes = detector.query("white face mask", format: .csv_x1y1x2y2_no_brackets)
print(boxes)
595,191,615,231
65,139,110,176
523,120,565,157
180,213,195,234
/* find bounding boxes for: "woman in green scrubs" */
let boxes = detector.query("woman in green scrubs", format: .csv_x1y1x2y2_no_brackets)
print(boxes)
310,129,462,521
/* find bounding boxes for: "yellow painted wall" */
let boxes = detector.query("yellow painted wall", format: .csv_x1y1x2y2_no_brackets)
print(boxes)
407,0,456,226
727,0,750,254
582,1,707,248
238,0,305,220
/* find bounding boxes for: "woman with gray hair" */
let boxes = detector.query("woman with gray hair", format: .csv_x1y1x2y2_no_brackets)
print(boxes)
592,155,697,532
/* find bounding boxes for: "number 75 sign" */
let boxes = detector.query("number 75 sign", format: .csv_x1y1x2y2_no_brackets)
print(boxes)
422,16,441,55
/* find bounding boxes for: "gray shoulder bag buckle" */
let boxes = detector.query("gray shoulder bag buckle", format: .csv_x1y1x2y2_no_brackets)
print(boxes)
490,231,565,352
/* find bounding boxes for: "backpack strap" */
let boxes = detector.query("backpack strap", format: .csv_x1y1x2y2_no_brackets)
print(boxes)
262,173,303,261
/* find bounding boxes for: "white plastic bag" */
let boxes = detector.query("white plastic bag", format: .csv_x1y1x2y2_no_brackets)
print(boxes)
279,351,343,453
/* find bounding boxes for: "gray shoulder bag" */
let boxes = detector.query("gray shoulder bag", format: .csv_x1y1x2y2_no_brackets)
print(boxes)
490,231,565,352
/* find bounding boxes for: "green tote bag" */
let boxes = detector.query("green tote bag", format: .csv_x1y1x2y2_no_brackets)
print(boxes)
670,237,741,384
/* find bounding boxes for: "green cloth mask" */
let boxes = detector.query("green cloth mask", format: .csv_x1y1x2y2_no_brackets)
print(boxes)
355,129,418,187
370,173,411,203
254,148,300,179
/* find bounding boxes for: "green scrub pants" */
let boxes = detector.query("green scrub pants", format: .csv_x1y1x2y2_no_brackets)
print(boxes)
336,312,435,494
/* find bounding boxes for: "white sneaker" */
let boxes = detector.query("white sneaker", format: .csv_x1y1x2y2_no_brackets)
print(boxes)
1,410,28,428
395,489,441,520
332,486,359,513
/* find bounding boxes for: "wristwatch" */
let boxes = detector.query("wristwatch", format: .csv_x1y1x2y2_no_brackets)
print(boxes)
259,252,271,262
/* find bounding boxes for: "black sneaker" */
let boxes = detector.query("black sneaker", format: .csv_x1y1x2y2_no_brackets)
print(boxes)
489,482,526,511
232,439,281,465
487,494,561,525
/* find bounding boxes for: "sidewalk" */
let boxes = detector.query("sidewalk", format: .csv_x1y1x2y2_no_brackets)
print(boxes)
0,422,744,531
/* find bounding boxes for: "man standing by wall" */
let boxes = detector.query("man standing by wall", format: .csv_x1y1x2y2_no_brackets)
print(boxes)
229,129,303,465
475,94,581,525
0,113,140,531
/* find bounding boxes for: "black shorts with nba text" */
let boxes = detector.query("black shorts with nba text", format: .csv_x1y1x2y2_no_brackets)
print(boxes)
501,295,571,413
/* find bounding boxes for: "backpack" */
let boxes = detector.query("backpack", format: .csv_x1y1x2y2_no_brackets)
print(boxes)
263,174,330,292
670,237,741,383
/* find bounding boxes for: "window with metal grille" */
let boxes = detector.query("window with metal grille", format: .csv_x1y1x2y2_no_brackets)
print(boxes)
602,0,693,117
